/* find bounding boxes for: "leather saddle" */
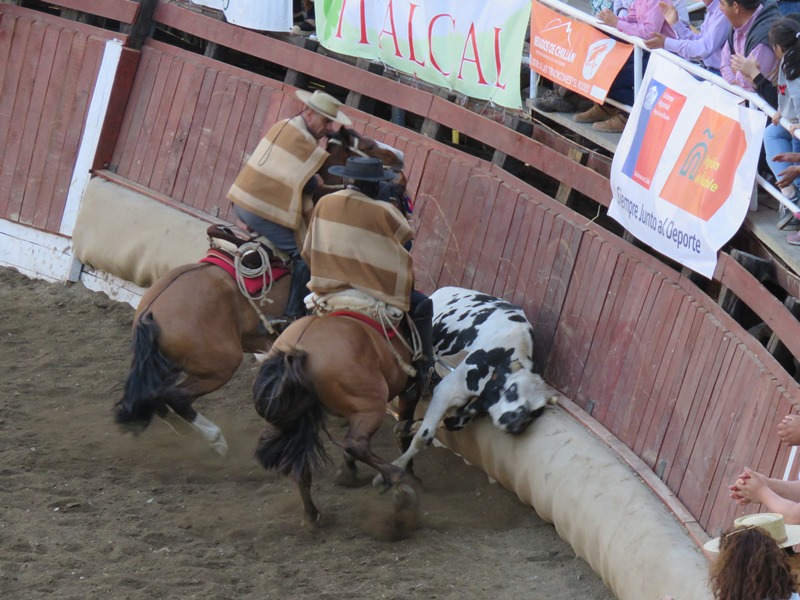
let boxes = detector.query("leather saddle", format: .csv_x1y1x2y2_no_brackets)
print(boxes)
206,224,289,269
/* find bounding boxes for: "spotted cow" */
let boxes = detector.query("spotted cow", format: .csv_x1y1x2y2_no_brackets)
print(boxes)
391,286,554,473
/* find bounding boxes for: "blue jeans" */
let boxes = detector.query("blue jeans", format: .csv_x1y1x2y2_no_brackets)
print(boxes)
607,52,650,106
233,205,300,258
778,1,800,16
763,122,800,192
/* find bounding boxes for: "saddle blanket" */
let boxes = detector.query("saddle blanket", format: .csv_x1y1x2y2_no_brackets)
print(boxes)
199,248,289,295
328,310,397,339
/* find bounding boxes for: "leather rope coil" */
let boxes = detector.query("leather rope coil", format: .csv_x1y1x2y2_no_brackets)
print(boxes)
233,241,277,335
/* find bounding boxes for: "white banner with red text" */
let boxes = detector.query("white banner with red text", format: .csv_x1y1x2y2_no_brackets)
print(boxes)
608,55,764,277
316,0,530,110
190,0,293,31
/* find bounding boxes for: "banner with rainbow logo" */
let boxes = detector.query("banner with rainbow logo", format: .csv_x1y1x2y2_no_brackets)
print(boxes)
609,55,764,277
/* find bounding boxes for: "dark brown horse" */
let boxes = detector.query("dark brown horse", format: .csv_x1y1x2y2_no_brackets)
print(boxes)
113,129,408,456
324,127,405,175
252,313,420,527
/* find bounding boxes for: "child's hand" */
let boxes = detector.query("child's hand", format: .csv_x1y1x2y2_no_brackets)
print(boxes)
597,8,619,27
773,111,782,126
645,33,666,49
658,1,679,25
730,53,759,81
773,152,800,163
779,165,800,189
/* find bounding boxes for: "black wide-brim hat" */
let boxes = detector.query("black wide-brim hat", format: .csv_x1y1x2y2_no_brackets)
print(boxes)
328,156,396,181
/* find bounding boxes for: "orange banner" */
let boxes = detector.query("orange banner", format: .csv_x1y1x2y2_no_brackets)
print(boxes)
660,108,746,221
529,1,633,102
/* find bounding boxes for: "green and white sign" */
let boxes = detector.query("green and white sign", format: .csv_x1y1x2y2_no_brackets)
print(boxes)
317,0,530,109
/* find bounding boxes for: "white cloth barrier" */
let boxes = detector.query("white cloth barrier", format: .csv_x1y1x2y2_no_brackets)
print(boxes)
72,178,211,288
433,403,713,600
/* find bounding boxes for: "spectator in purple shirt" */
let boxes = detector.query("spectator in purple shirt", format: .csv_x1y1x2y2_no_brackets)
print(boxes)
644,0,730,73
719,0,780,103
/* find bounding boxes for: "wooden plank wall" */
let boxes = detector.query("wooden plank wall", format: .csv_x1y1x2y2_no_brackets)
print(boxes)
5,1,800,539
0,4,126,232
540,231,798,535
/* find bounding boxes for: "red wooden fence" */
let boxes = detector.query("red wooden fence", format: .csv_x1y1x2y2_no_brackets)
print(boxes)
0,4,131,232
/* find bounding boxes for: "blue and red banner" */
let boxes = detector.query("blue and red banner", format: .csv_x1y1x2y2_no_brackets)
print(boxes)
609,55,764,277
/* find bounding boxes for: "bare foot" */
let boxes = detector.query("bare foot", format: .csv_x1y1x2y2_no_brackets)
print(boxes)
778,414,800,446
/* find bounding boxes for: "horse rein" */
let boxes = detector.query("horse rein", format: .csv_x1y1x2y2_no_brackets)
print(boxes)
326,135,369,158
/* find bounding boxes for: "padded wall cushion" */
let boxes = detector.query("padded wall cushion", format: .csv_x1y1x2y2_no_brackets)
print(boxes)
435,407,713,600
72,178,211,287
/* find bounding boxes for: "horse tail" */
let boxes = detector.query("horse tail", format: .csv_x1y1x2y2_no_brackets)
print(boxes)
253,350,330,478
113,312,186,433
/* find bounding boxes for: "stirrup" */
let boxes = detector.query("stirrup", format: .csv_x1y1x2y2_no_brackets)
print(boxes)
267,316,302,333
405,362,433,397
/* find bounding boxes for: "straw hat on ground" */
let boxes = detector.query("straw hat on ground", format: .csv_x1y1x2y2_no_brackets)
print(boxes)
295,90,352,126
704,513,800,553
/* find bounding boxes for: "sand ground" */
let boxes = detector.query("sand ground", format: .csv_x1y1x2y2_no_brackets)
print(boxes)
0,266,615,600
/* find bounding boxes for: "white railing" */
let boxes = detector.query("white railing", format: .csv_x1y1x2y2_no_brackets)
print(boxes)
531,0,800,216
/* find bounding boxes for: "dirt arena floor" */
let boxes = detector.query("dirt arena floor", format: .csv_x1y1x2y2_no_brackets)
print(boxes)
0,266,615,600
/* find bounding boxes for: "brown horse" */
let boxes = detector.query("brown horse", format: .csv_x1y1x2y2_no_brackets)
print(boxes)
252,313,420,527
324,127,405,175
113,128,408,456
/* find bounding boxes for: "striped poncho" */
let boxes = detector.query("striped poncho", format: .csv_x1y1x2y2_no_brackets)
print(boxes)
227,116,328,246
302,188,414,311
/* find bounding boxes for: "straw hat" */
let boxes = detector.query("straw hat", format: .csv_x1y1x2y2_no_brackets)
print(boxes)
327,157,396,182
704,513,800,552
295,90,352,125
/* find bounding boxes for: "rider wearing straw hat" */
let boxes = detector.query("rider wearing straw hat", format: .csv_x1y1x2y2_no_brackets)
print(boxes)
227,90,352,320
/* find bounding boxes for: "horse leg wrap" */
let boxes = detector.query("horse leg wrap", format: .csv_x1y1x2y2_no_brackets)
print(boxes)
192,412,229,458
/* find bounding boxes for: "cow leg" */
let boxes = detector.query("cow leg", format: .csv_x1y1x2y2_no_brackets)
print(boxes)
374,377,470,485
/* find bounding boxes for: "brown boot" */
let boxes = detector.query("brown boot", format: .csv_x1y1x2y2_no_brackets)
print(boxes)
574,103,617,124
593,112,628,133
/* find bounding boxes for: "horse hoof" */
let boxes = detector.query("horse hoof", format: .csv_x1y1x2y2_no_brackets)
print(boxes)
211,442,229,460
301,512,322,530
393,483,417,511
390,482,421,536
334,468,358,488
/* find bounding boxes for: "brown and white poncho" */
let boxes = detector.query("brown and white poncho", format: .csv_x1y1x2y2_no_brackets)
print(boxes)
302,188,414,312
226,116,328,247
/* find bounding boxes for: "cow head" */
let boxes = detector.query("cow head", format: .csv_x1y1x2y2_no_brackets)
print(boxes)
444,348,552,434
488,366,552,434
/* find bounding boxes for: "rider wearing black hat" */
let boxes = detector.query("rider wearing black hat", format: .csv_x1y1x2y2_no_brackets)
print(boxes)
303,156,434,395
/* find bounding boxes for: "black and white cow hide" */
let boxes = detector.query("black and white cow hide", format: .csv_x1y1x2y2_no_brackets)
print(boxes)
391,286,555,473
